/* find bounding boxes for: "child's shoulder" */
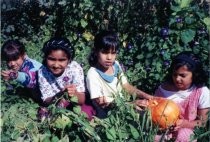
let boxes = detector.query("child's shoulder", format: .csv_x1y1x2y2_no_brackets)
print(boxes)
160,82,176,91
87,67,99,77
25,56,42,66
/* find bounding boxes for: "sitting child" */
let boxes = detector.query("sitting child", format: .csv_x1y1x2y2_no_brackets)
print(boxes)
1,40,42,102
38,37,95,120
154,51,210,141
86,30,153,118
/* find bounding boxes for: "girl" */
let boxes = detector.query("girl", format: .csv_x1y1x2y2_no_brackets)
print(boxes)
1,40,42,88
1,40,42,102
154,51,210,141
86,30,153,118
38,37,95,120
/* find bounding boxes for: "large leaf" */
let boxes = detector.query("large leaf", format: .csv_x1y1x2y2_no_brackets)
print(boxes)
181,29,196,44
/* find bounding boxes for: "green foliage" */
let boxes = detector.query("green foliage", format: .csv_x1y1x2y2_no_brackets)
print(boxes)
1,0,209,141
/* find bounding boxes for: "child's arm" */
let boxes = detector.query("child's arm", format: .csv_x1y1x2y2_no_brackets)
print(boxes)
65,84,85,105
122,83,153,99
15,70,38,88
175,108,209,130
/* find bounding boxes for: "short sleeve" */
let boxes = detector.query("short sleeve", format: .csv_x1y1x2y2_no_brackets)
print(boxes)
198,87,210,109
86,68,104,99
71,62,85,93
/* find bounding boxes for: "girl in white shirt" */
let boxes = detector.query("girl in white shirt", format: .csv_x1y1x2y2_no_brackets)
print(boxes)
86,30,153,118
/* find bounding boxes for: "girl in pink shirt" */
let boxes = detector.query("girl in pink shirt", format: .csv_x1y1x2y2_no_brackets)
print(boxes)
155,51,210,142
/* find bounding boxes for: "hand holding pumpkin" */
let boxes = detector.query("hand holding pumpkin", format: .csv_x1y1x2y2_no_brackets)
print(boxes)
134,99,148,111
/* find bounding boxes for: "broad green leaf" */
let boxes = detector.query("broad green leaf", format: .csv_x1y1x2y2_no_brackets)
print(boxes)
129,124,140,139
73,106,81,114
80,19,88,28
70,96,78,103
106,127,116,140
203,17,210,33
181,29,195,44
53,114,72,129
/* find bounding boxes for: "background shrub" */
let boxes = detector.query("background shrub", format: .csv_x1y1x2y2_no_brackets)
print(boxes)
1,0,209,141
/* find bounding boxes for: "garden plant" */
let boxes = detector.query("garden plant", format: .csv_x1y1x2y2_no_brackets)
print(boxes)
1,0,210,141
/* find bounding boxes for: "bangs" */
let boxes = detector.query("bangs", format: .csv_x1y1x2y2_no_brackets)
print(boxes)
102,38,119,52
2,47,23,61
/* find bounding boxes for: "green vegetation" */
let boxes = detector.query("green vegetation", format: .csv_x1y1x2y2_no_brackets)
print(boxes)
1,0,209,141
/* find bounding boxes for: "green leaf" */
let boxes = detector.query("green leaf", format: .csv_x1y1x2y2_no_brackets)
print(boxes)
80,19,88,28
129,124,140,139
73,106,81,114
53,114,72,129
181,29,195,44
203,17,210,33
106,127,116,140
70,96,78,103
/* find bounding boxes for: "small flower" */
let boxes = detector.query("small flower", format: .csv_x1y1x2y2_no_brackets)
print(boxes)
9,72,17,80
160,27,169,37
127,43,133,50
176,17,183,23
163,60,170,67
57,99,70,108
63,76,69,82
197,27,207,35
37,107,50,122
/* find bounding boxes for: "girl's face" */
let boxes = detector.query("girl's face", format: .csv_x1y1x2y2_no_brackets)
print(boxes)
7,54,25,72
172,65,193,90
97,48,117,71
46,50,70,76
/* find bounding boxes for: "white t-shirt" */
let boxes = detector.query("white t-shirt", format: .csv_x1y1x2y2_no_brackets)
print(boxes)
86,61,128,103
157,85,210,109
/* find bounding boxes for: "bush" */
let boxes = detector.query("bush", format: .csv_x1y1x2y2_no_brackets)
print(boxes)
1,0,209,141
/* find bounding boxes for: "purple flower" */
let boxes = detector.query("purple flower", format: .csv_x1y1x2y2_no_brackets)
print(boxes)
37,107,50,121
9,72,17,79
127,43,133,50
176,17,183,23
63,76,69,82
160,27,169,37
163,60,170,67
57,99,70,108
197,27,207,35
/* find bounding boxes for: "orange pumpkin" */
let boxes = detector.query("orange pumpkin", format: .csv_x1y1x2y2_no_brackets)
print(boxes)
148,98,180,129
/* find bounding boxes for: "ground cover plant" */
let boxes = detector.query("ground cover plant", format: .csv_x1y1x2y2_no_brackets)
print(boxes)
1,0,210,141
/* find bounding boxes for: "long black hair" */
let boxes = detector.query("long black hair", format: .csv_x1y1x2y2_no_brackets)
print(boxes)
88,30,119,67
165,51,208,87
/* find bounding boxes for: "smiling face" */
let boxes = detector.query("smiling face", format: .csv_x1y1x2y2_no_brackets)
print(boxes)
7,54,25,72
46,50,70,76
96,48,117,71
172,65,193,90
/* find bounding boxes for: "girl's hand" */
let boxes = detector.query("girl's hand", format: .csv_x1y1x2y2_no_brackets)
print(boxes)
174,119,186,130
1,70,17,80
65,84,77,97
95,96,108,108
134,99,149,111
